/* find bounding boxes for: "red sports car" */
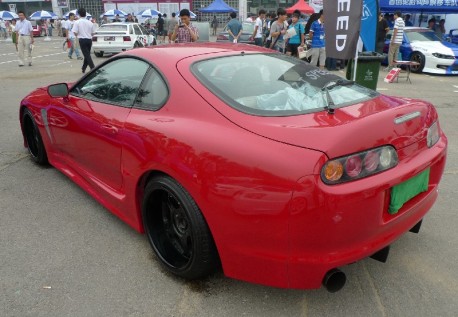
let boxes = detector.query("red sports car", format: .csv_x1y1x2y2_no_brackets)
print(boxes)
19,43,447,292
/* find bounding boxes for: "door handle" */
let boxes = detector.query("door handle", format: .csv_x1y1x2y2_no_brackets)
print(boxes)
101,124,118,134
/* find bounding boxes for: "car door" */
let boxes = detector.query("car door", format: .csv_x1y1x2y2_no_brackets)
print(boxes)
132,24,146,46
47,57,150,191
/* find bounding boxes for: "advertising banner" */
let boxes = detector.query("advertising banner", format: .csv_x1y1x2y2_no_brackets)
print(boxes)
360,0,378,51
323,0,363,59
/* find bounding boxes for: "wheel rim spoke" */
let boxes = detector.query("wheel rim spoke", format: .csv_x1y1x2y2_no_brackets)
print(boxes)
156,191,193,264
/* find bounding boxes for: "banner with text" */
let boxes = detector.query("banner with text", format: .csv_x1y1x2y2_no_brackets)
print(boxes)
323,0,363,59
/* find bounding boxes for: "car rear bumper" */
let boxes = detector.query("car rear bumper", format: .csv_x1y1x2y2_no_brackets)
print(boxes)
92,43,134,54
222,134,447,289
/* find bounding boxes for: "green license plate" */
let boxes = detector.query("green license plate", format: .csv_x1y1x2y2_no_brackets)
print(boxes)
389,168,430,214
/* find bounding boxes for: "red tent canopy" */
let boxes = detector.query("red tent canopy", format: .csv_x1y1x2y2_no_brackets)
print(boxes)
286,0,315,14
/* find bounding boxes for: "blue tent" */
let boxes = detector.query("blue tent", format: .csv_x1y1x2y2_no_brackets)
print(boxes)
199,0,238,13
379,0,458,13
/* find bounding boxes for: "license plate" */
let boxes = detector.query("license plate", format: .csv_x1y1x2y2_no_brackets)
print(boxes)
104,36,115,41
389,168,430,214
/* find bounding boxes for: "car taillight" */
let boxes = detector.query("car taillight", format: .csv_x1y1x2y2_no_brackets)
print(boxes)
321,146,398,185
92,36,97,42
217,35,228,41
427,121,440,148
123,36,131,41
345,155,362,178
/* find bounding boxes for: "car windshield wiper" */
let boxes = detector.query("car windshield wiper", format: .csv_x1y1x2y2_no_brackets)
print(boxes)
321,79,354,114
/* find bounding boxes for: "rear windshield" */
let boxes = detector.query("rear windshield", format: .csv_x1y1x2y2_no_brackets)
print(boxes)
192,54,377,116
98,24,128,32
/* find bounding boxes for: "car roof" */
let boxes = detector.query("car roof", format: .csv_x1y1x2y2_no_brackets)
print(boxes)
123,42,272,62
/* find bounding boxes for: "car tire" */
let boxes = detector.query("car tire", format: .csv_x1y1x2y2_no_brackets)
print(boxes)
152,39,157,46
21,108,48,165
134,41,141,48
410,52,425,73
94,51,103,57
142,175,219,279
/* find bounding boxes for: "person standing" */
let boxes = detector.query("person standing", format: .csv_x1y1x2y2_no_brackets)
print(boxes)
66,13,82,60
15,11,34,67
161,14,168,42
10,19,18,51
376,12,389,54
404,14,413,27
309,11,326,69
269,8,288,53
167,12,178,43
125,13,135,23
285,12,304,57
56,19,62,37
387,11,405,70
171,9,198,43
101,16,109,25
226,12,242,43
72,8,96,73
211,15,218,36
250,9,266,46
157,14,165,42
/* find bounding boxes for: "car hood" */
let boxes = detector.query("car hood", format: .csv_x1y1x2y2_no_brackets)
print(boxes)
224,95,438,158
411,40,458,56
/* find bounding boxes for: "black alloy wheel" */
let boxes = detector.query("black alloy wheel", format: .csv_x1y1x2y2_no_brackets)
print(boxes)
142,175,219,279
22,108,48,165
410,52,425,73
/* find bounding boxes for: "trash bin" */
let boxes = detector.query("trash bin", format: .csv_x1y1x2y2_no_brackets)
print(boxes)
345,52,385,90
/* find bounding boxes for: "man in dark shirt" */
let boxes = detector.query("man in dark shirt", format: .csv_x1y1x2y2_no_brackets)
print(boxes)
157,14,165,41
376,13,389,54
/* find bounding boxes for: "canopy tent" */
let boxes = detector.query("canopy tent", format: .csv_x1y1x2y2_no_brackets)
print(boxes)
286,0,315,14
379,0,458,13
200,0,238,13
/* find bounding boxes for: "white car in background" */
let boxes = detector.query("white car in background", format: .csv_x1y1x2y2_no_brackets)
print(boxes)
92,22,156,57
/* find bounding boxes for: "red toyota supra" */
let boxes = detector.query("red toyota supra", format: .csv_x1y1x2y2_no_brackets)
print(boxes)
19,43,447,292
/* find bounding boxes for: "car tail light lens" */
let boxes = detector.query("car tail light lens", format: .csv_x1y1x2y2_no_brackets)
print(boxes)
323,161,344,182
92,36,97,42
123,36,131,41
345,155,362,178
427,121,440,148
321,146,398,185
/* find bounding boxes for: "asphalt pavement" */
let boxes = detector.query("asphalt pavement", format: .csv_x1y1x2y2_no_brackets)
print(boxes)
1,35,457,317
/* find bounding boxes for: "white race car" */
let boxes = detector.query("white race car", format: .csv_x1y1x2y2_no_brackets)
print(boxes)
385,27,458,75
92,22,156,57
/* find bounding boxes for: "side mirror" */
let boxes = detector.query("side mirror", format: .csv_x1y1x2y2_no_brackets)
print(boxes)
48,83,69,98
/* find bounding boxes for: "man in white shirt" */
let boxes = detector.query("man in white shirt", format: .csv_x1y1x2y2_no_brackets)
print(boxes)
15,11,34,67
250,9,266,46
387,11,405,70
66,13,82,60
72,8,96,73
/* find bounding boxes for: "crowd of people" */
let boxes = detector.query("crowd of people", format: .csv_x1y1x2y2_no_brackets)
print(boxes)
237,8,338,70
3,7,454,73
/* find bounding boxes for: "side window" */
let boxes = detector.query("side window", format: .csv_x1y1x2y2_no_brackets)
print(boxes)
129,25,134,34
71,58,150,107
134,68,169,111
133,24,142,35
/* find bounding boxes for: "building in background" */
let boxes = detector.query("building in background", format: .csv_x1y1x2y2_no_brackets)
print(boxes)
0,0,53,17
